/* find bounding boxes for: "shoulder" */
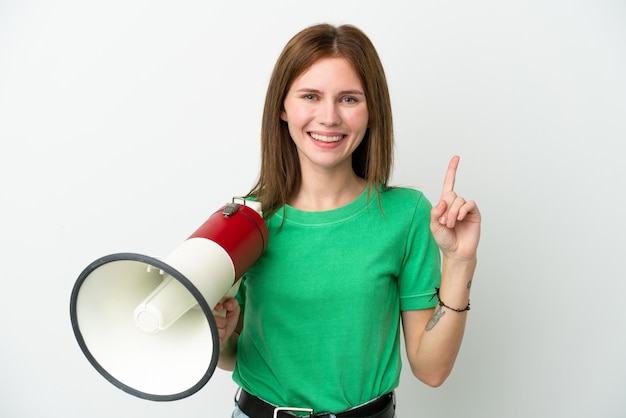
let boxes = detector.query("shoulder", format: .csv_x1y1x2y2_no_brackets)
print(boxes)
379,186,432,211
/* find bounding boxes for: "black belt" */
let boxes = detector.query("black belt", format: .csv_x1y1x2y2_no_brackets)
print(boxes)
237,388,395,418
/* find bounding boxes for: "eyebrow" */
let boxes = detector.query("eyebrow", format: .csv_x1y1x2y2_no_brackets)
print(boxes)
294,88,365,96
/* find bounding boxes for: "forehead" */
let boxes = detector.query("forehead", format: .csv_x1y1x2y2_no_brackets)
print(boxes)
291,57,363,90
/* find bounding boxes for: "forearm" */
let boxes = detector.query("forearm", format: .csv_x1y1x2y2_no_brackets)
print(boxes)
217,331,240,371
406,257,476,386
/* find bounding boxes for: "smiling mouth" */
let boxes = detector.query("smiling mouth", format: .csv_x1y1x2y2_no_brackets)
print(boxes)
310,133,344,143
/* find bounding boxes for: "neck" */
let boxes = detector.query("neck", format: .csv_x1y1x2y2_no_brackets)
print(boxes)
289,168,366,212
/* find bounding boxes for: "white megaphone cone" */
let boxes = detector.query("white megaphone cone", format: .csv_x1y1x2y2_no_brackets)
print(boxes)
69,198,268,401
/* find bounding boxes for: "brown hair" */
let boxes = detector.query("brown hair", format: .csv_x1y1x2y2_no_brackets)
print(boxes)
248,23,394,218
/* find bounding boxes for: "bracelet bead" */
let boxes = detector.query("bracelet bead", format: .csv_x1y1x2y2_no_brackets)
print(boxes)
431,287,470,312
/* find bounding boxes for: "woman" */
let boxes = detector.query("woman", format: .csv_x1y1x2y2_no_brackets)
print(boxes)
215,23,481,418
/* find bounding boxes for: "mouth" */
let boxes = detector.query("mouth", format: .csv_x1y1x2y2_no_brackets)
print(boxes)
309,132,345,143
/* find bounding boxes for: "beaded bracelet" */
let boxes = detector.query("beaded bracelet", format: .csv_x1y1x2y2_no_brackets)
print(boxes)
431,287,470,312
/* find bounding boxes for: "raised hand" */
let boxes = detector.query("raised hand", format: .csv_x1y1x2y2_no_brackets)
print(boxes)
430,156,481,261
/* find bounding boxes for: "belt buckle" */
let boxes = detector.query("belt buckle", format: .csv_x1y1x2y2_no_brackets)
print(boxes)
273,406,314,418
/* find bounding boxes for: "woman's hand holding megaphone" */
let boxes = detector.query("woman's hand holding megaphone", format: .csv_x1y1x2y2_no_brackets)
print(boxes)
214,297,241,371
213,297,241,345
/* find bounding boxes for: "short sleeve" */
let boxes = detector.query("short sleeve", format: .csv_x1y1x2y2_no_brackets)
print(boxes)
398,193,441,310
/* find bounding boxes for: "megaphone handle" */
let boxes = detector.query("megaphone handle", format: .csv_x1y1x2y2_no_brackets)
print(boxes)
213,280,242,318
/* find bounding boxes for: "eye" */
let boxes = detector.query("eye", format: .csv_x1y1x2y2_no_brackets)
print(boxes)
302,94,317,101
341,96,360,104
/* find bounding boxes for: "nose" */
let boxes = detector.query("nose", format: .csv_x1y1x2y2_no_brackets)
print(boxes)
318,99,341,126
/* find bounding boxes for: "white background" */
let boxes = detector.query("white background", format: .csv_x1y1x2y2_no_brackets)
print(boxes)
1,1,625,417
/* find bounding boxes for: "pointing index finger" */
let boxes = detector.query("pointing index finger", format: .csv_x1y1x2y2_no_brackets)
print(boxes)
442,155,460,194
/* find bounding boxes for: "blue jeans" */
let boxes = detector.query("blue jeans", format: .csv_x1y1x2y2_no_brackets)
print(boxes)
231,404,249,418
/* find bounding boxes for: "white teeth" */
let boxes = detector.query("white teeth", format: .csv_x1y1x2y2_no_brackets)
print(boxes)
310,133,343,142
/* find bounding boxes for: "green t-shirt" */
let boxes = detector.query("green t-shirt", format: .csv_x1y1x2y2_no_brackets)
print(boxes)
233,186,441,413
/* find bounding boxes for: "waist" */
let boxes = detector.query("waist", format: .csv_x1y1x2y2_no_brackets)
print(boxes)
236,388,395,418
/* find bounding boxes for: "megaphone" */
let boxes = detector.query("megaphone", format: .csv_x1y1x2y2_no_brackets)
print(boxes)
69,198,268,401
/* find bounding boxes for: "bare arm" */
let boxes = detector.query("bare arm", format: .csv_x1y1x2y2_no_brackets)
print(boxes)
403,156,480,387
402,258,475,386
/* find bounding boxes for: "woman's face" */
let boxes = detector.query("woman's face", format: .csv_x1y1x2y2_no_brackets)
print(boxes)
281,57,369,176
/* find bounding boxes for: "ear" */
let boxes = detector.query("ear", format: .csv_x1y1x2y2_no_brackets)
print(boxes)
280,110,287,122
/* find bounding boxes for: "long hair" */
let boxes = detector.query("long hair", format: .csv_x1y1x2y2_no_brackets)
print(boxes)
248,23,394,218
